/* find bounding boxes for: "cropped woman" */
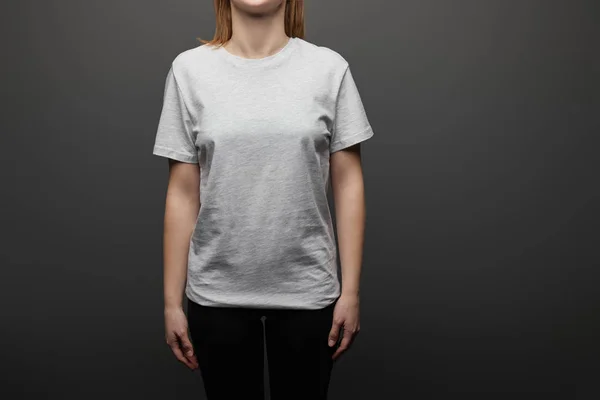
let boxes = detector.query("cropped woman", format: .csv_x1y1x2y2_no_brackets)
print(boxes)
153,1,374,399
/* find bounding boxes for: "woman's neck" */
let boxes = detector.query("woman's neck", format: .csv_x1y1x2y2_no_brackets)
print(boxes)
225,2,289,60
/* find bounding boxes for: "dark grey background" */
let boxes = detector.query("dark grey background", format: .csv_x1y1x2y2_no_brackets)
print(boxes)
2,0,598,399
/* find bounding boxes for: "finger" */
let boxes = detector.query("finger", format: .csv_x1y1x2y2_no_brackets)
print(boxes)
169,342,194,369
332,331,354,361
328,319,343,347
179,333,199,369
167,335,194,369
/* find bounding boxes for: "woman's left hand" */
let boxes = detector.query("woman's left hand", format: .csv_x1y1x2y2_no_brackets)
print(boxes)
328,293,361,361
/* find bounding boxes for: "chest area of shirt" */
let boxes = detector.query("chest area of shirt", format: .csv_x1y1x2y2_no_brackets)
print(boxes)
192,76,335,148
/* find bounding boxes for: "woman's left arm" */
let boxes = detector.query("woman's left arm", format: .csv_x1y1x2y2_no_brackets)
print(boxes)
327,143,366,361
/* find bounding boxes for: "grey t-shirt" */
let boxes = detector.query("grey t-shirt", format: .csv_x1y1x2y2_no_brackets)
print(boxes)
152,37,374,309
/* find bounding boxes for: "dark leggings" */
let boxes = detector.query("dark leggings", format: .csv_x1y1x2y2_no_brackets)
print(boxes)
187,297,338,400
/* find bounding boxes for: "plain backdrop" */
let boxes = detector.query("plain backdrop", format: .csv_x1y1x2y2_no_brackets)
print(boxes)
1,1,599,399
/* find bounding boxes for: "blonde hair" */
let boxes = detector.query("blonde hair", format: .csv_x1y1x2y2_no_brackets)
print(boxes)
197,0,305,47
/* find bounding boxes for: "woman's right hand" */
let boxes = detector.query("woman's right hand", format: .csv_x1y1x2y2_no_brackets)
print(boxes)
165,306,199,370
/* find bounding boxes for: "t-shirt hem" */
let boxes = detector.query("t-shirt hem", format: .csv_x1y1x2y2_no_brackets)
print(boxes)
153,145,198,164
329,125,374,153
185,286,340,310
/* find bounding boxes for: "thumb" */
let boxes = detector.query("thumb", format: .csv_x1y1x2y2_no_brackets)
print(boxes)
328,320,342,347
179,332,195,358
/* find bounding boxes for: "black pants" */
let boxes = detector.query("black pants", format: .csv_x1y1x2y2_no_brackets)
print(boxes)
187,297,338,400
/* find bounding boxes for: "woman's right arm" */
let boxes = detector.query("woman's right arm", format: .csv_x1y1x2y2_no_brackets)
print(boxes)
163,159,200,370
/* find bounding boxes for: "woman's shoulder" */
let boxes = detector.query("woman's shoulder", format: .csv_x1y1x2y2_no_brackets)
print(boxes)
294,37,349,70
172,43,220,68
167,43,223,84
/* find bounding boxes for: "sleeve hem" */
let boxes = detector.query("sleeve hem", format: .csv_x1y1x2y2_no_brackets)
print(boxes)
329,126,374,153
153,145,198,164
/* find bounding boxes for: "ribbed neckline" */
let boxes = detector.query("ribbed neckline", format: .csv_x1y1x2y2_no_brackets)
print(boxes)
214,36,297,68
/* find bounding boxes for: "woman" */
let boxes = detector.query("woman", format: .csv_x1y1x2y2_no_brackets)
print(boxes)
152,1,374,399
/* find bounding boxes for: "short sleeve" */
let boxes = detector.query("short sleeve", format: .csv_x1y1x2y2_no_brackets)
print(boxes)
152,65,199,163
329,66,374,153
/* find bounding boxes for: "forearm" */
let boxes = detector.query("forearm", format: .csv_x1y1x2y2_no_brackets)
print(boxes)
163,191,199,310
333,175,366,297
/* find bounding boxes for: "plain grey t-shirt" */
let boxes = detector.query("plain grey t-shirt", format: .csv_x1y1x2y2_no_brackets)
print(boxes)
152,36,374,309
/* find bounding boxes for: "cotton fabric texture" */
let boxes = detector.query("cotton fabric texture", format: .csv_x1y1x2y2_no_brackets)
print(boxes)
153,37,374,309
